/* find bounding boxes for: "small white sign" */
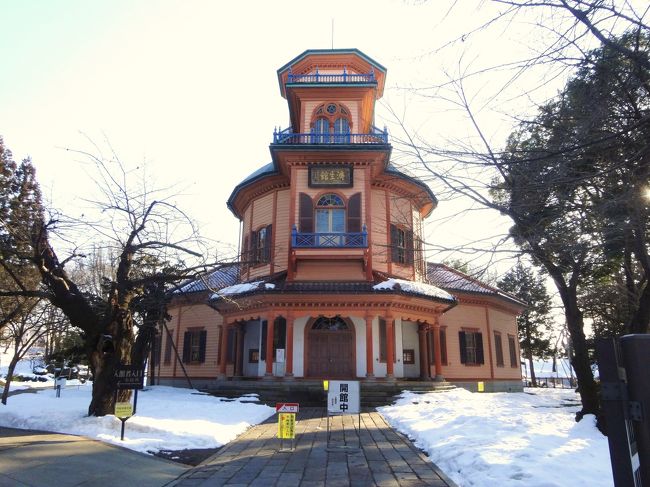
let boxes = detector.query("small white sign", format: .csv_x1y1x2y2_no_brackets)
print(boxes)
55,377,67,387
275,349,285,363
327,380,360,414
276,402,299,413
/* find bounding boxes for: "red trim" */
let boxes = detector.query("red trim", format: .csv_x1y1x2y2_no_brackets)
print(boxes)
385,313,395,377
270,190,277,275
365,312,374,376
285,313,294,376
485,307,495,379
172,306,182,378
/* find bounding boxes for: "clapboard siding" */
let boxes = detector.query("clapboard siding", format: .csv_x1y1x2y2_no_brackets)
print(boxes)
274,189,290,271
370,188,389,273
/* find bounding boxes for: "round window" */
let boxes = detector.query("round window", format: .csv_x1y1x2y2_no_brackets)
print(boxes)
326,103,337,114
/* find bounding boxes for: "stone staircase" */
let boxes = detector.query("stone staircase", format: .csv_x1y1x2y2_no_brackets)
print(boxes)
201,379,456,408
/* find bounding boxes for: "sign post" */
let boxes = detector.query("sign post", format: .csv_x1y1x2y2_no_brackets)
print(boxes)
113,364,145,441
276,403,299,452
326,380,361,451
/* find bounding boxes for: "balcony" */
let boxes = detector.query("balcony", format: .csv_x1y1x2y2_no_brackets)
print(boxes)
287,69,376,84
291,226,368,248
273,127,388,145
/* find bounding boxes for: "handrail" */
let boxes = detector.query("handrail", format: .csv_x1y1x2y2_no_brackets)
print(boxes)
273,128,388,145
287,72,375,84
291,226,368,248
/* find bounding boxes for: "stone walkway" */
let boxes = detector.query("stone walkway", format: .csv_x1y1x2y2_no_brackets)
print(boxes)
169,408,456,487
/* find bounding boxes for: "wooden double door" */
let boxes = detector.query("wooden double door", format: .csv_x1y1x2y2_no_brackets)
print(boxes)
307,317,355,378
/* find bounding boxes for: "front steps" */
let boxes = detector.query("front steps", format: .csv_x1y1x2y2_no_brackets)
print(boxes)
201,379,455,408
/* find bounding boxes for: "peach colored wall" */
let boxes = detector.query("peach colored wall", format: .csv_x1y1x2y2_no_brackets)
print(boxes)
157,304,222,379
438,304,493,380
292,167,366,223
300,100,361,133
489,307,522,379
371,188,389,273
388,193,414,280
274,189,290,272
245,192,274,281
295,260,365,280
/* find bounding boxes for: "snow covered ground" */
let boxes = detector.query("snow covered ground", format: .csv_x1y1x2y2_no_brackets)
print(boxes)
1,352,613,486
379,388,612,487
0,384,275,455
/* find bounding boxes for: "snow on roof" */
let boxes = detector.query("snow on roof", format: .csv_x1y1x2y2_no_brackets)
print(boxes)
373,278,455,302
427,263,525,307
174,265,239,294
212,281,275,298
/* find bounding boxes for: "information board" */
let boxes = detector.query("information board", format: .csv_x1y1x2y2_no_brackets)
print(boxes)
114,401,133,418
277,413,296,439
114,365,145,390
327,380,360,414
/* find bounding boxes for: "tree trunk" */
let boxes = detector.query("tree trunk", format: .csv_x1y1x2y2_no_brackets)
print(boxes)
562,293,600,423
87,310,134,417
1,356,19,405
527,352,537,387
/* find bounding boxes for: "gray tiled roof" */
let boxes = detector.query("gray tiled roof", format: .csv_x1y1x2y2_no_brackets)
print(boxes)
174,265,239,294
427,263,525,307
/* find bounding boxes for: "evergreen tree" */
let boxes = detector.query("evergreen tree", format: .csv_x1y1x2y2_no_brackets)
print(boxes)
498,263,553,387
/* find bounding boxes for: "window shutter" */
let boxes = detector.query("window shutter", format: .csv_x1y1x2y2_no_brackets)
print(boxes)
347,193,361,232
198,330,207,363
164,330,173,364
390,224,399,263
242,236,249,271
476,333,485,364
440,328,447,365
299,193,313,233
406,229,414,264
153,334,161,366
182,331,191,363
260,321,268,361
459,331,467,364
227,328,235,363
264,224,272,262
251,231,259,264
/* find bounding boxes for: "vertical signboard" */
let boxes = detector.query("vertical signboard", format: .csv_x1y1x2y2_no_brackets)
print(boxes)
327,380,360,414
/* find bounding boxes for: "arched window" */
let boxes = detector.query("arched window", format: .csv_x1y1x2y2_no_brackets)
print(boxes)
333,118,350,143
312,316,349,331
315,193,345,233
311,117,329,143
309,103,352,144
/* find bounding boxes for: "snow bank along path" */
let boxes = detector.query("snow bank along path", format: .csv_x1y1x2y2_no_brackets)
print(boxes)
379,388,612,487
0,384,275,455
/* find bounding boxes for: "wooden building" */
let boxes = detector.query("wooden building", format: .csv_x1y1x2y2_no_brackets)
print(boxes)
154,49,524,392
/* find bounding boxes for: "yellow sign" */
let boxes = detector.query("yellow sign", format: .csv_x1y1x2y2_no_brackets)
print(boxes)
478,381,485,392
323,380,329,391
277,413,296,439
114,401,133,418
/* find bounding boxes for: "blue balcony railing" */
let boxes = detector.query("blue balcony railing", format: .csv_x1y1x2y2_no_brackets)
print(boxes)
291,225,368,248
273,127,388,145
287,70,376,84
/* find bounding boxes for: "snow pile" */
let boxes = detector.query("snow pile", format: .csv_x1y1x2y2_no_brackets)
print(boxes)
379,388,612,487
374,278,455,301
0,384,275,455
213,281,275,297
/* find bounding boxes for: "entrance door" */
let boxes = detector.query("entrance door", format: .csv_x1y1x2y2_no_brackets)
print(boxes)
307,317,354,378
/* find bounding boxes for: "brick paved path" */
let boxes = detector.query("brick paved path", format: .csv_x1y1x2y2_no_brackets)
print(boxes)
169,408,456,487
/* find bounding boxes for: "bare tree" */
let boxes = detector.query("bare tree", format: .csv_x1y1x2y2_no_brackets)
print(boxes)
1,140,235,416
1,299,67,405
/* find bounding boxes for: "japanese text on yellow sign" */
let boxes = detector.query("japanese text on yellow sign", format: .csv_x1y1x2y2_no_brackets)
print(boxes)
114,401,133,418
277,412,296,439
